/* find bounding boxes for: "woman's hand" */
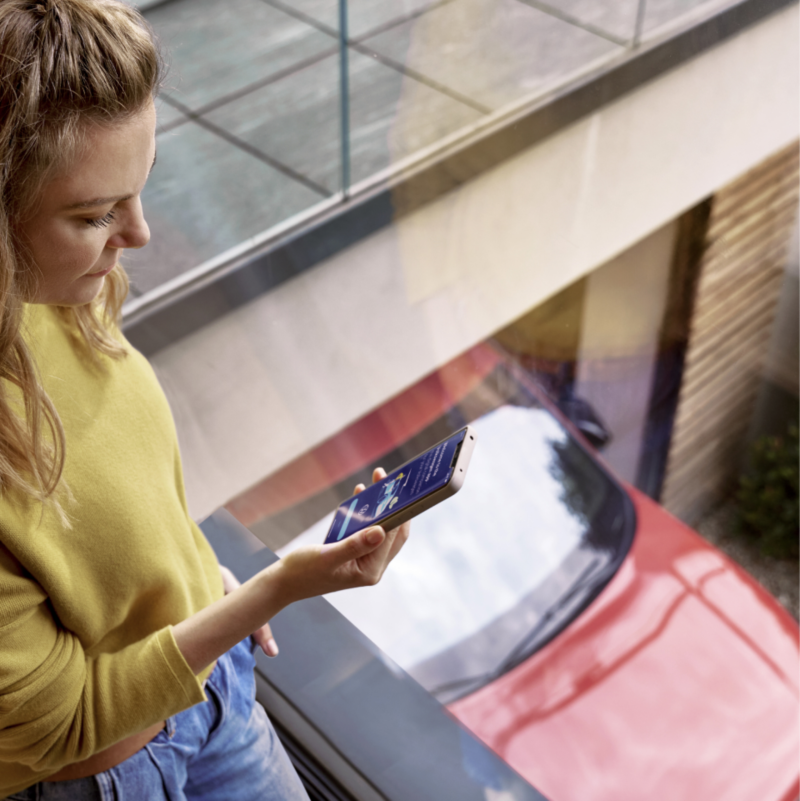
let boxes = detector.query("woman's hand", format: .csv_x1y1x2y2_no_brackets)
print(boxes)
175,468,410,675
272,468,411,605
219,565,279,657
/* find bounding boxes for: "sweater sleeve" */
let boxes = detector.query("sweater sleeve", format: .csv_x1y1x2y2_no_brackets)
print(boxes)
0,544,207,775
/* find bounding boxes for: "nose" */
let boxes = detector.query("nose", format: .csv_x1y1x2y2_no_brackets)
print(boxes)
107,197,150,250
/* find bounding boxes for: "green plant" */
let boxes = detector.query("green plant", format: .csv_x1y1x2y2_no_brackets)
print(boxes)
736,424,799,559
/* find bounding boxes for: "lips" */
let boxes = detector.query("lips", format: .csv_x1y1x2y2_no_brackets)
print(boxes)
85,264,115,278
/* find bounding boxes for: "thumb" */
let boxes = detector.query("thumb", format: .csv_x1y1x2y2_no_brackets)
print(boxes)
326,526,385,566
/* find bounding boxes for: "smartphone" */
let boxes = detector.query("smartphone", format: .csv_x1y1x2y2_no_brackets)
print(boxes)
323,426,477,544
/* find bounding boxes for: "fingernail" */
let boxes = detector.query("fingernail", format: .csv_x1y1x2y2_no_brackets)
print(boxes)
265,638,279,657
367,528,383,545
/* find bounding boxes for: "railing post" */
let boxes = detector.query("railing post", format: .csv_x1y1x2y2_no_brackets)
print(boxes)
633,0,647,47
339,0,351,198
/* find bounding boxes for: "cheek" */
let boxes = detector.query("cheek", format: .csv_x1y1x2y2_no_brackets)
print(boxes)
21,221,111,306
31,226,103,283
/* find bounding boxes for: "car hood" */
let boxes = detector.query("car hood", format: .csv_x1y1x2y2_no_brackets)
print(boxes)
448,488,799,801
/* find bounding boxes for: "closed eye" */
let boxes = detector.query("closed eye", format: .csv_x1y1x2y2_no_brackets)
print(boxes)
85,210,116,230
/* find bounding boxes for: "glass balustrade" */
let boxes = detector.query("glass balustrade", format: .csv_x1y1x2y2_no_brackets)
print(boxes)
123,0,737,303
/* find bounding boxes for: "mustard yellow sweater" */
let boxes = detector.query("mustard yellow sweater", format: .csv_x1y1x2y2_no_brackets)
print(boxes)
0,305,224,795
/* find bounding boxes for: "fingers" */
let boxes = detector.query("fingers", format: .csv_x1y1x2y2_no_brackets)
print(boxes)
354,466,386,495
324,525,386,568
385,521,411,563
351,521,405,583
219,564,241,595
253,622,278,658
353,467,386,495
220,566,279,657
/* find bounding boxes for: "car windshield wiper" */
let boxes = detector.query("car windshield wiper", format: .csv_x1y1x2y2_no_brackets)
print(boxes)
429,557,608,702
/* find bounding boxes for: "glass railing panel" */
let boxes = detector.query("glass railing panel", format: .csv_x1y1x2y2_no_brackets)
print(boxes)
524,0,733,46
198,57,344,196
146,0,336,110
125,115,330,296
154,96,187,133
196,37,470,198
123,0,751,300
358,0,623,118
288,0,442,40
641,0,733,38
518,0,642,45
124,0,344,297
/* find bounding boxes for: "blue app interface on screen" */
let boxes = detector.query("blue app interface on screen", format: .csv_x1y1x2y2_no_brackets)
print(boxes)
325,429,467,543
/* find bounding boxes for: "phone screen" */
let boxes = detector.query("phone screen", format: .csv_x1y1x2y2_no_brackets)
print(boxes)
324,429,468,543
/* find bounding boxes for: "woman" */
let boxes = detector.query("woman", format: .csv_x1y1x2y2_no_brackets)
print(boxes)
0,1,408,798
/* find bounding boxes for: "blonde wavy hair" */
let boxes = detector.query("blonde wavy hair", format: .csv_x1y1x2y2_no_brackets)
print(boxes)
0,0,162,510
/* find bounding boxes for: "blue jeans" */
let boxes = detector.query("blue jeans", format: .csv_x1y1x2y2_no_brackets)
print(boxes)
6,639,309,801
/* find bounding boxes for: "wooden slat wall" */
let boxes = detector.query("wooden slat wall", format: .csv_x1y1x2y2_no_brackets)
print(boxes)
660,141,799,524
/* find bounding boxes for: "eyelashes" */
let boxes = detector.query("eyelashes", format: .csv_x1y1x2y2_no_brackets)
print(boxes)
85,210,116,229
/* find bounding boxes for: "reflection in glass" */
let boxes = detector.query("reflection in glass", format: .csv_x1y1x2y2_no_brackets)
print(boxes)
279,367,631,703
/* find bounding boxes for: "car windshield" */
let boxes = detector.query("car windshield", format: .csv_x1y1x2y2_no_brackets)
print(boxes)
278,364,633,703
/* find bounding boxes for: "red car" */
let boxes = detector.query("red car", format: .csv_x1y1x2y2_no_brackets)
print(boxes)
228,342,799,801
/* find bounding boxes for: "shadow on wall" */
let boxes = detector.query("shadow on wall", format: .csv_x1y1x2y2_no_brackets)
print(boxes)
491,219,682,499
749,219,799,442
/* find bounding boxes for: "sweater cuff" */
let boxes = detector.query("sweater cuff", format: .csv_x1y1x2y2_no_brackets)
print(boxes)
156,627,208,709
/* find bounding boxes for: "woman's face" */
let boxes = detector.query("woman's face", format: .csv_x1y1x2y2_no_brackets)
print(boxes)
17,101,157,306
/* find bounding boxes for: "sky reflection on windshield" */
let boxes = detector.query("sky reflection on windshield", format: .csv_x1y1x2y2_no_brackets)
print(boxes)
280,405,587,668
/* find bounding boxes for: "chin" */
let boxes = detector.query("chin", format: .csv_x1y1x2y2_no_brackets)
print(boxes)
36,275,108,307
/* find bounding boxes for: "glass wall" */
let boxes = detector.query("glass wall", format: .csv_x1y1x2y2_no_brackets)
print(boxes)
125,0,738,298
